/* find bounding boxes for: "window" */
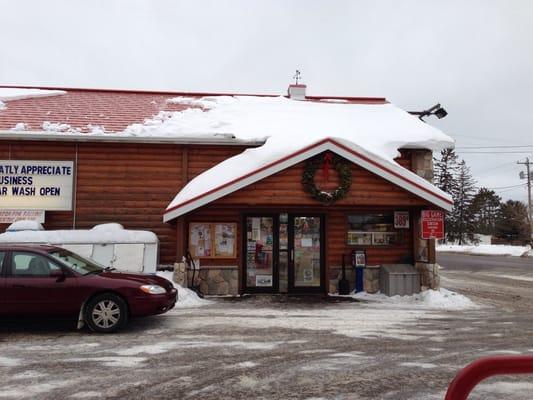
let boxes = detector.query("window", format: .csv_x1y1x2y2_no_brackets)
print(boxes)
49,249,104,275
188,222,237,258
347,214,398,246
11,252,62,277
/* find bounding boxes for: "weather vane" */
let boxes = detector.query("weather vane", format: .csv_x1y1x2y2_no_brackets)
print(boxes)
293,70,301,85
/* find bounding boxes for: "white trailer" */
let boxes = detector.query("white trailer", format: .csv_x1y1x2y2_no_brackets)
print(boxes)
0,222,159,273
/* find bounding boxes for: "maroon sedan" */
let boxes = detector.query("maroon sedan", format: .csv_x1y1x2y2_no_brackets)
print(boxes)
0,244,177,332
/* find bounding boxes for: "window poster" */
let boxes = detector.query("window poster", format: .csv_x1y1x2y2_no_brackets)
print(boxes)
256,275,273,287
214,223,237,257
303,268,313,282
189,223,212,258
372,233,387,245
189,222,237,258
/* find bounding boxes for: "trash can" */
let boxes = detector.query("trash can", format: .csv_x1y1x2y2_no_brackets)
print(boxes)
355,266,365,293
380,264,420,296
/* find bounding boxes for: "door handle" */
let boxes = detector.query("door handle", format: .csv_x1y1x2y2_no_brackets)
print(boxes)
12,284,27,288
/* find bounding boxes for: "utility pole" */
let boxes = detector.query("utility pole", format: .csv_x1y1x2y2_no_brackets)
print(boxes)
518,157,533,240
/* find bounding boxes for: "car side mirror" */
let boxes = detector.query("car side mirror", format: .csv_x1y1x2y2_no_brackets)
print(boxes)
50,269,66,282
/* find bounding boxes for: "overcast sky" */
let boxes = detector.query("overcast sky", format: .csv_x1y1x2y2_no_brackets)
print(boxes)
1,0,532,201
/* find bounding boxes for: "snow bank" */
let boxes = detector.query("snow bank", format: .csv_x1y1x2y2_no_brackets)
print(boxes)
156,271,210,308
352,288,478,310
0,223,158,244
437,244,531,257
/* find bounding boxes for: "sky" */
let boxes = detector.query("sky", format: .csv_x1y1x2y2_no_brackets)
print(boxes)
1,0,532,202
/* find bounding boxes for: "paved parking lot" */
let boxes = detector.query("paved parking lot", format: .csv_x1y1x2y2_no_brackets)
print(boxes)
1,254,533,400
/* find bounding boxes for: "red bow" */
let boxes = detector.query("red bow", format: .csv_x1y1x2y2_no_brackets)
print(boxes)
322,153,332,182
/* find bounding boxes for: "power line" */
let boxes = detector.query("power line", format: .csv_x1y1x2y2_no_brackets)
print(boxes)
473,161,516,177
456,144,533,149
487,183,527,190
457,151,533,154
496,186,527,194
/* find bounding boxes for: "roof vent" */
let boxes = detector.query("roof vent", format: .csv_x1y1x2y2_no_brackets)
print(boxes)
288,84,307,100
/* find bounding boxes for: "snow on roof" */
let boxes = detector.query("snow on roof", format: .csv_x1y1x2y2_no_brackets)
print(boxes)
164,137,454,221
160,96,454,220
6,220,44,232
0,88,66,110
125,95,453,157
0,223,158,244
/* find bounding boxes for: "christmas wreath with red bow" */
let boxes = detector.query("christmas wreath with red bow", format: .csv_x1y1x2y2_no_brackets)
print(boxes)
302,152,352,204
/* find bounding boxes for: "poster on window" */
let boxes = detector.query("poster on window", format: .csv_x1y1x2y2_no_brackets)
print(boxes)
214,223,236,257
189,223,212,258
256,275,272,287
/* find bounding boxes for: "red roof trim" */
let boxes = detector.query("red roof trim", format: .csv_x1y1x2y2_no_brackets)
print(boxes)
165,138,333,214
164,138,452,216
0,84,387,104
333,140,453,205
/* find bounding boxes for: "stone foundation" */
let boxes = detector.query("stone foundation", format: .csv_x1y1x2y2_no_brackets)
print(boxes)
415,262,440,290
328,265,381,294
193,267,239,296
172,263,239,296
172,262,187,286
363,265,380,293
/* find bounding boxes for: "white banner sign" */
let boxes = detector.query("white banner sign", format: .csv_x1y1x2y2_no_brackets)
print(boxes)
0,209,45,223
0,160,74,211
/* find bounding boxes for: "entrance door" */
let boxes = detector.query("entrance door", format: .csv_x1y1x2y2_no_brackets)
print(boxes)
288,215,324,293
242,214,324,294
243,215,278,293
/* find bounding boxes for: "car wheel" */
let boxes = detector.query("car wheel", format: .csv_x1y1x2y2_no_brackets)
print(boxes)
85,293,128,333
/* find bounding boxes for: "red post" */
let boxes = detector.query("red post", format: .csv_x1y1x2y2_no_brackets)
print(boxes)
445,356,533,400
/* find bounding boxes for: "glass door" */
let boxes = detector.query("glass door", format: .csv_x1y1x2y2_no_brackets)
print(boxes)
289,215,324,292
244,215,278,292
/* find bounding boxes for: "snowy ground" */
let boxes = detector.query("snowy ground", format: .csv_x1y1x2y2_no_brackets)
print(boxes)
2,257,533,399
437,243,532,257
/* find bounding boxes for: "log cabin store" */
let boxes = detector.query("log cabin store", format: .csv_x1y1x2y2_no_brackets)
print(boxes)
0,85,453,296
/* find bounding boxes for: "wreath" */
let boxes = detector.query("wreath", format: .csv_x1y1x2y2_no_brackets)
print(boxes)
302,152,352,205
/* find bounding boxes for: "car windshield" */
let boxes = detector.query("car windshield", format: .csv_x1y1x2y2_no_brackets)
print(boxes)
48,249,105,275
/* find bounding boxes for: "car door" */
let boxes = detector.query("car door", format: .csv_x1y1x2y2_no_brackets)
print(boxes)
3,250,82,316
0,251,7,315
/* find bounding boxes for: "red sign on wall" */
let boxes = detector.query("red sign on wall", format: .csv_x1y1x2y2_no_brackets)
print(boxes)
421,210,445,239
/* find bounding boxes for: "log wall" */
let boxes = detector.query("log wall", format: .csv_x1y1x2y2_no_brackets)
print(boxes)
0,141,247,263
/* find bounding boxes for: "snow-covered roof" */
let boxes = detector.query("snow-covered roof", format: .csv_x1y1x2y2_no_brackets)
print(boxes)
0,87,454,216
141,95,452,157
0,88,66,102
0,86,386,138
0,88,66,111
161,96,454,220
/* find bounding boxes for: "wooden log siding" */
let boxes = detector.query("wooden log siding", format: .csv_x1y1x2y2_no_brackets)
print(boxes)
180,151,427,292
0,139,421,271
211,155,427,208
0,140,248,264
